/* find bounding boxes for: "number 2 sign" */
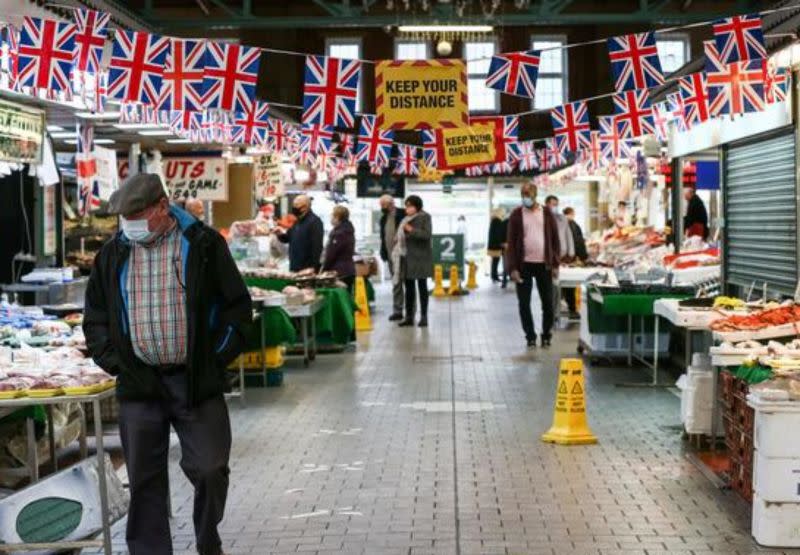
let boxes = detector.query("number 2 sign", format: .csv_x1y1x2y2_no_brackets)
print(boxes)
432,233,464,276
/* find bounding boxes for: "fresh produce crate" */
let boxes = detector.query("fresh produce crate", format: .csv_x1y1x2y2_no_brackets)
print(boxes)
228,346,285,370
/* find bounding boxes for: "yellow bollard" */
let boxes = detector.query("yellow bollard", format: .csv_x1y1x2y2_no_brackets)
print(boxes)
354,276,372,332
447,265,461,296
541,359,598,445
466,260,478,290
432,265,447,297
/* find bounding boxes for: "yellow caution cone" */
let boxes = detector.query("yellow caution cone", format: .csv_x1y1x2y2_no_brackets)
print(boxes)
541,358,597,445
447,265,462,296
466,260,478,290
354,276,372,332
432,265,447,297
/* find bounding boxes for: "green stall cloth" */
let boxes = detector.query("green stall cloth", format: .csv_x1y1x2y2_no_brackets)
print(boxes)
314,288,357,345
242,306,297,350
244,277,357,346
244,276,374,302
598,293,691,317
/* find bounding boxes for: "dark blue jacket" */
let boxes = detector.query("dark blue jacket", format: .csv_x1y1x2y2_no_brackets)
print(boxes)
279,210,324,272
83,206,252,405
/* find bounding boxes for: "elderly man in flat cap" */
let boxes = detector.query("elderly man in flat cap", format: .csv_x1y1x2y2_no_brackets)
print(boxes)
84,173,251,555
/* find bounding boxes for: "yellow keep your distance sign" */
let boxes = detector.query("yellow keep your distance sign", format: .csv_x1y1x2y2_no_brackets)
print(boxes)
375,59,469,130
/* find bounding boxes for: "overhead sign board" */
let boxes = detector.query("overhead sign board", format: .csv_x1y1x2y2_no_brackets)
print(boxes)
375,59,468,130
0,97,44,164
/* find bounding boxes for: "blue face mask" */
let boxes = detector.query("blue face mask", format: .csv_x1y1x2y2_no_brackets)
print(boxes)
120,216,157,244
522,197,535,208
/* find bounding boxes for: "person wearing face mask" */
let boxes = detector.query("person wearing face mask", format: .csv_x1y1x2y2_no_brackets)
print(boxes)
378,194,406,321
505,182,561,348
275,194,324,273
185,198,205,222
321,205,356,292
83,174,252,555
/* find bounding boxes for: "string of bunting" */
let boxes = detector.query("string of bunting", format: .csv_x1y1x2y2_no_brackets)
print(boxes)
0,3,797,185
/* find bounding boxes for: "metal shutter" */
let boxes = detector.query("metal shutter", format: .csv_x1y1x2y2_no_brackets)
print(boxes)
724,130,797,297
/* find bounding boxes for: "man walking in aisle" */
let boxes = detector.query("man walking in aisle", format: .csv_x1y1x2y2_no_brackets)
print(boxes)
84,174,252,555
276,194,324,272
683,184,709,240
379,194,406,321
506,183,561,348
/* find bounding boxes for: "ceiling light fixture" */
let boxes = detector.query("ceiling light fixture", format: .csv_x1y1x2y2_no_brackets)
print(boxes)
46,125,65,132
51,132,78,139
166,139,192,144
137,130,174,136
93,139,116,145
114,123,165,130
398,25,493,33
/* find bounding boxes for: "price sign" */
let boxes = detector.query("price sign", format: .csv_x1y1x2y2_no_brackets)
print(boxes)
164,158,228,201
254,154,283,198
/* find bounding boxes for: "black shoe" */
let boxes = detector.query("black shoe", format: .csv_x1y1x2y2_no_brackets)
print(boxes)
418,318,428,328
542,337,552,347
388,313,403,322
527,338,537,349
398,319,415,327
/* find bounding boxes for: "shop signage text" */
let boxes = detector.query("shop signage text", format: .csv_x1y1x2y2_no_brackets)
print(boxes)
375,60,468,130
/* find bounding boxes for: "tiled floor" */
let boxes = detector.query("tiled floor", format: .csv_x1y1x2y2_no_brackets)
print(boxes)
89,283,800,554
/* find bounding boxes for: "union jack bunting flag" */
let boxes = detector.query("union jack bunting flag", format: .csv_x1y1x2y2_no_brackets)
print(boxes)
3,24,19,90
18,17,76,92
667,92,688,132
269,120,297,153
337,132,356,162
356,115,394,166
72,10,108,76
393,144,419,176
76,122,99,215
300,123,334,153
766,65,791,104
492,159,516,175
470,115,519,161
315,151,338,174
517,141,538,172
202,42,260,113
302,55,361,128
464,164,487,177
612,89,655,139
232,100,270,145
607,31,664,92
705,40,765,116
545,138,565,167
679,73,711,127
170,109,202,138
537,148,551,173
584,131,603,172
652,101,672,142
108,30,170,105
421,129,439,168
369,160,387,175
550,101,591,153
599,115,631,162
484,49,540,99
158,39,206,112
713,13,766,64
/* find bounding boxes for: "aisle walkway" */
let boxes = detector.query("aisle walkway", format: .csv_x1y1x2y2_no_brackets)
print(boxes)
95,284,793,555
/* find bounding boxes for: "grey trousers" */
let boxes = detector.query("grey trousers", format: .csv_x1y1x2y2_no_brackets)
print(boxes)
387,259,404,315
119,371,232,555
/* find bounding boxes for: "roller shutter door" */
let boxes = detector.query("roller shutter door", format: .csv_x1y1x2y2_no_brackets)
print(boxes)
724,130,797,296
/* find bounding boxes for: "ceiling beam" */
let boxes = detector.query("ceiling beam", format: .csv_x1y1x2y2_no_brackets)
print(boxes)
146,10,744,30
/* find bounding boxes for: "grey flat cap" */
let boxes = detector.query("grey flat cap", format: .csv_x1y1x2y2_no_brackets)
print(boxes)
108,173,167,216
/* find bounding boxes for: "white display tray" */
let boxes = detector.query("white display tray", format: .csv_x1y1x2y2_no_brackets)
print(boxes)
714,322,800,344
653,299,724,329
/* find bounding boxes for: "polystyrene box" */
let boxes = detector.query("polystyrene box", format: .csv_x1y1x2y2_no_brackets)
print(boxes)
753,494,800,547
750,397,800,459
754,452,800,503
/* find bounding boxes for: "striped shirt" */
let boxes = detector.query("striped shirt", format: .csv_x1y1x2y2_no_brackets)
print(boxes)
127,222,188,366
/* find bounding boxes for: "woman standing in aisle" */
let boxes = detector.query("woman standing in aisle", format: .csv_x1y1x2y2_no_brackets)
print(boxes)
321,205,356,291
393,195,433,328
487,208,508,287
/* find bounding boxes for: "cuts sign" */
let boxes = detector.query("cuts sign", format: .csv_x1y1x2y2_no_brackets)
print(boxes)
375,59,468,130
435,123,504,170
164,158,228,201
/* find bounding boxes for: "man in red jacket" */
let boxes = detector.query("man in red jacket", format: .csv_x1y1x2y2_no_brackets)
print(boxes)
505,182,561,348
